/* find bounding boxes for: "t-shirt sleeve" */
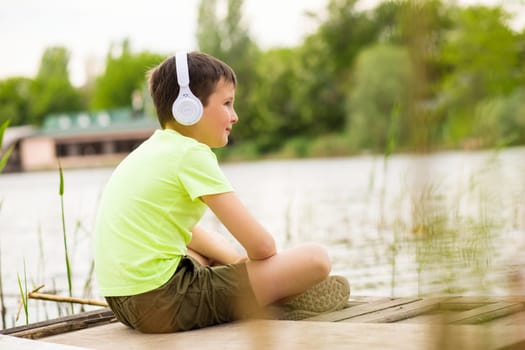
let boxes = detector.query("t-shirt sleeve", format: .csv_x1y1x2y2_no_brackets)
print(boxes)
178,145,233,201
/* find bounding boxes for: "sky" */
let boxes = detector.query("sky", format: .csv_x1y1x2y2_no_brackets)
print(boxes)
0,0,328,86
0,0,523,87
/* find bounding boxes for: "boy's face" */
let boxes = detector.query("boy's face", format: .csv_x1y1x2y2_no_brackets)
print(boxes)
193,77,238,148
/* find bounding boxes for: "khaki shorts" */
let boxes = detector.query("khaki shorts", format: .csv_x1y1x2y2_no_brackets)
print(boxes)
105,256,260,333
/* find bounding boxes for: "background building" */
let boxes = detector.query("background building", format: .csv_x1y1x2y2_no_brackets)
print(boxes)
3,109,158,172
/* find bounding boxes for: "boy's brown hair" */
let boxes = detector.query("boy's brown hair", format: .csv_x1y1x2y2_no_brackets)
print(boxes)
148,51,237,128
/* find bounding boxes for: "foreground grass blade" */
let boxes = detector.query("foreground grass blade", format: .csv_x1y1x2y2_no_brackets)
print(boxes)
58,161,74,313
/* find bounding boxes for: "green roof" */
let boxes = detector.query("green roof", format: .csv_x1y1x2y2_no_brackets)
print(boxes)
40,108,159,136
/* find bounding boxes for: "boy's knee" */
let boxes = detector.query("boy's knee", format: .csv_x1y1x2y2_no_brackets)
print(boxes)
303,243,331,280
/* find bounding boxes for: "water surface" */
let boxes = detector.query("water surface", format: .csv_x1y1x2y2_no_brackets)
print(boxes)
1,147,524,326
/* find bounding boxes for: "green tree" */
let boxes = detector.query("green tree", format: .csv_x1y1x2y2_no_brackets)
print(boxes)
346,44,414,151
91,39,164,110
383,0,452,151
286,0,387,141
0,77,33,126
437,5,520,146
30,47,84,125
243,48,303,151
471,89,525,147
0,120,14,173
197,0,225,57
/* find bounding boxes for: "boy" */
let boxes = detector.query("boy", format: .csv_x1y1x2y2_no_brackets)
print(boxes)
94,51,349,333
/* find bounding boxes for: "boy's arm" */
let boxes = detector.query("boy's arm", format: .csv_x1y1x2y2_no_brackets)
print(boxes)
188,226,246,265
201,192,277,261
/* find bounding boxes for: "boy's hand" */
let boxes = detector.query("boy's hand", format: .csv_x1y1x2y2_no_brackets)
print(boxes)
188,226,247,265
202,192,277,261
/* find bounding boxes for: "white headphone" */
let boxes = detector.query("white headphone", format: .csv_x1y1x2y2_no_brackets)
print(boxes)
172,52,203,125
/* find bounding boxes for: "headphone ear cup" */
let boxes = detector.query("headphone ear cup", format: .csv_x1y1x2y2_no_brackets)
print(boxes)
173,52,203,126
171,88,203,126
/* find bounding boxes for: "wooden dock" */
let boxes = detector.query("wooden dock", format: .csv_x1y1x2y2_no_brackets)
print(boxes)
1,296,525,349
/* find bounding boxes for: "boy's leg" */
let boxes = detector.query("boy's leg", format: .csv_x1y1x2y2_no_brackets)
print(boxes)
245,242,332,305
106,256,261,333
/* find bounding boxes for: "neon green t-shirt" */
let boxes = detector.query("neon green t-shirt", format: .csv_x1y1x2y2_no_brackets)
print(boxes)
94,129,233,296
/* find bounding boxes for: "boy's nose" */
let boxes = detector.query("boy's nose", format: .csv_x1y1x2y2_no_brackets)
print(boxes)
231,111,239,124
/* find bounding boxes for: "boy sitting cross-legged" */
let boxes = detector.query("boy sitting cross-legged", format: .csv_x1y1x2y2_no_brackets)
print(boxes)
94,51,350,333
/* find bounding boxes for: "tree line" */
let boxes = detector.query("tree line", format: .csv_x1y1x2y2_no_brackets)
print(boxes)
1,0,524,160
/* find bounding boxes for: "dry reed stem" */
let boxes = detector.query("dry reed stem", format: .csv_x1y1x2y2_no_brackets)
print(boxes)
28,292,108,307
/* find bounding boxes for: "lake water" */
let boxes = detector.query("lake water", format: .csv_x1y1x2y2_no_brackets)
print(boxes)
1,147,524,327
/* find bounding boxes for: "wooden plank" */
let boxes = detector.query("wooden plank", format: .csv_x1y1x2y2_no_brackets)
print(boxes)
484,310,525,326
349,296,390,303
1,308,116,339
447,302,525,325
343,297,449,323
347,296,388,307
395,310,447,324
306,298,421,322
497,340,525,350
440,296,525,311
40,321,525,350
0,334,90,350
3,296,524,344
404,302,525,325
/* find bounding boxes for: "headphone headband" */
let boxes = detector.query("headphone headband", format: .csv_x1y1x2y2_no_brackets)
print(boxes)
175,52,190,87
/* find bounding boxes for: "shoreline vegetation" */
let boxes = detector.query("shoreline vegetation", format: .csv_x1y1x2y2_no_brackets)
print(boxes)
216,133,498,164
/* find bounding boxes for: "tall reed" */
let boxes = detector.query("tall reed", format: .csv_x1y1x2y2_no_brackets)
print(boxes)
58,161,74,314
16,261,28,325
